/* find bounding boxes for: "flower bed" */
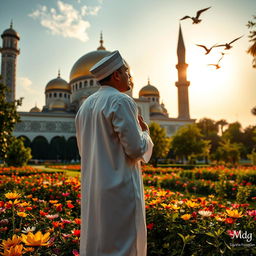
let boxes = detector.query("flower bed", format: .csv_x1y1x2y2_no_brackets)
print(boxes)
0,168,256,255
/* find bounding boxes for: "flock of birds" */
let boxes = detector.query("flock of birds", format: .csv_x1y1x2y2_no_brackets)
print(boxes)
180,7,243,69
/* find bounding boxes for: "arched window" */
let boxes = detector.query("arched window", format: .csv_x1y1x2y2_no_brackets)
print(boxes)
79,82,82,89
49,93,52,98
90,80,94,86
76,84,78,90
84,80,88,87
59,93,62,98
64,94,67,98
54,93,57,98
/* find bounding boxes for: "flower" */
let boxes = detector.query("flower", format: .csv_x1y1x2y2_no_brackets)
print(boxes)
1,244,24,256
247,210,256,217
22,226,36,234
72,249,80,256
147,223,154,230
17,212,28,218
5,192,21,200
1,235,22,249
45,214,59,220
72,230,80,237
198,210,212,217
185,201,199,208
226,209,243,218
21,231,51,246
181,214,191,220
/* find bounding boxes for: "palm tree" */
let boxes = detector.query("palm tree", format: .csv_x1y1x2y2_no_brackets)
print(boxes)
251,106,256,116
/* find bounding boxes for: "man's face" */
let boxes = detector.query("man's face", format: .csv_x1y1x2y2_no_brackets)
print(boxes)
117,65,131,92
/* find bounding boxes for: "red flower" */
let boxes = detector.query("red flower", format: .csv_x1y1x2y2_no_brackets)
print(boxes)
72,249,80,256
74,218,81,225
67,203,75,209
225,218,235,224
72,229,81,237
147,223,154,230
39,210,48,216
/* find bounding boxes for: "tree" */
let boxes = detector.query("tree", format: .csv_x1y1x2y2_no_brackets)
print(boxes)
0,76,23,163
196,118,221,155
216,119,228,135
213,139,241,164
6,137,32,166
149,122,171,166
247,15,256,68
171,124,210,163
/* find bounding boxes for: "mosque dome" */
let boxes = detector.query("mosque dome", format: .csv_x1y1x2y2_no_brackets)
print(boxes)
70,33,111,82
1,23,20,39
49,100,67,110
139,79,160,97
45,72,70,92
150,103,164,114
29,105,41,113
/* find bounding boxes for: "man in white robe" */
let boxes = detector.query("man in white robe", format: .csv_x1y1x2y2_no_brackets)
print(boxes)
75,50,153,256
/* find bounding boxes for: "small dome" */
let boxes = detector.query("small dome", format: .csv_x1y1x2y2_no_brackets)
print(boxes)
29,105,41,113
139,79,159,97
49,100,67,110
150,103,164,114
1,23,20,40
70,33,111,82
45,73,70,92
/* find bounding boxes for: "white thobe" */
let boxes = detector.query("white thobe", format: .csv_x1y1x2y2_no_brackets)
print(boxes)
75,86,153,256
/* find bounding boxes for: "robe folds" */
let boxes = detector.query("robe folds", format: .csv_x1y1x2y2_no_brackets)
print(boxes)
75,86,153,256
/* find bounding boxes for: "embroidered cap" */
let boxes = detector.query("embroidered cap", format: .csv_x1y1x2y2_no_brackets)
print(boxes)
89,50,126,81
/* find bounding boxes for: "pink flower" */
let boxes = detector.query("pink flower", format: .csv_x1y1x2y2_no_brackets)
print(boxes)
62,192,70,197
247,210,256,217
72,249,80,256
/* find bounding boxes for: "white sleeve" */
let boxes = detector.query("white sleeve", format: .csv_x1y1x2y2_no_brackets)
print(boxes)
141,132,153,163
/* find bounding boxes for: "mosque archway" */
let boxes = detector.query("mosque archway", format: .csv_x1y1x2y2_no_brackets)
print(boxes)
49,136,67,161
31,136,49,160
66,137,80,161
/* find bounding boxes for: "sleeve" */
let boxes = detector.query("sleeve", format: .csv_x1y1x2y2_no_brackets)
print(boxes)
112,96,153,161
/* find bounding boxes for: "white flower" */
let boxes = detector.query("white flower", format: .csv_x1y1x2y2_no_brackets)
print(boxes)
198,210,212,217
45,214,59,220
22,226,36,233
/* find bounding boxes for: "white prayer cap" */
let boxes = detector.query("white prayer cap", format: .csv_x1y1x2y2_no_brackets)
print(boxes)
89,50,126,81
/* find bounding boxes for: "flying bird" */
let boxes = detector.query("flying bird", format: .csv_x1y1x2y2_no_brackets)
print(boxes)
215,36,243,50
196,43,218,55
208,53,225,69
180,7,211,24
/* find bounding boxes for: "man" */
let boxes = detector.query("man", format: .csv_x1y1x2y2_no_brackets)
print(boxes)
75,50,153,256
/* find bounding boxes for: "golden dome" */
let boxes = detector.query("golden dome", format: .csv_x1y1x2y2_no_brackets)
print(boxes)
49,100,66,110
70,33,111,82
139,79,160,97
150,103,164,114
29,105,41,113
45,72,70,92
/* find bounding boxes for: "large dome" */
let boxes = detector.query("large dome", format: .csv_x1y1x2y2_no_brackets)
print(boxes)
139,79,160,97
45,74,70,92
70,50,111,82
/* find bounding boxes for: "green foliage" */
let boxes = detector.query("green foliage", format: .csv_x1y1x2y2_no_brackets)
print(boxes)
171,124,210,163
0,76,23,162
149,122,171,164
213,139,241,164
5,137,32,167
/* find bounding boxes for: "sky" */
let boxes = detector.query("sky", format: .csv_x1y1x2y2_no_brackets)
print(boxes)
0,0,255,128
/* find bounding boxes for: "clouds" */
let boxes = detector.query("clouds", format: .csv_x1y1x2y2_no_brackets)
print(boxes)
29,0,102,42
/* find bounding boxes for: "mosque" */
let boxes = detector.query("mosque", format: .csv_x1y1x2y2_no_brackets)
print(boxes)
0,23,194,160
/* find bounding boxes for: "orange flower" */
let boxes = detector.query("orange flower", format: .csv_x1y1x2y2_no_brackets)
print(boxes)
1,235,22,249
21,231,51,246
1,244,24,256
5,192,21,200
17,212,28,218
74,218,81,225
185,201,199,208
226,209,243,218
181,214,191,220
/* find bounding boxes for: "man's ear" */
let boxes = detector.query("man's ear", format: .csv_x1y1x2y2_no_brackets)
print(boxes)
112,70,121,81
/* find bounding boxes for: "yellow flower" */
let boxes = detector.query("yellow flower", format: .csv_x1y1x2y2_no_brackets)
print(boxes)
21,231,51,246
181,214,191,220
5,192,21,200
7,200,20,206
49,200,58,204
19,202,31,207
0,244,24,256
226,209,243,218
215,215,225,222
1,235,22,249
185,200,199,208
170,204,180,211
157,191,167,197
17,212,28,218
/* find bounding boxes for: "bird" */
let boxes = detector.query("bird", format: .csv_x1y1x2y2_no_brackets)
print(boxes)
208,53,225,69
196,43,218,55
215,36,243,50
180,7,211,24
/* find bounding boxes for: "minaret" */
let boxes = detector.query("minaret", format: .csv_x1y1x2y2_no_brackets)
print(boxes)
0,21,20,102
175,24,190,120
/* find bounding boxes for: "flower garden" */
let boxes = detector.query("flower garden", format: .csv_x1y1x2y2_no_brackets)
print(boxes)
0,166,256,255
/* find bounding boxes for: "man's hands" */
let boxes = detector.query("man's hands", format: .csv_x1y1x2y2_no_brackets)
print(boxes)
138,115,149,132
